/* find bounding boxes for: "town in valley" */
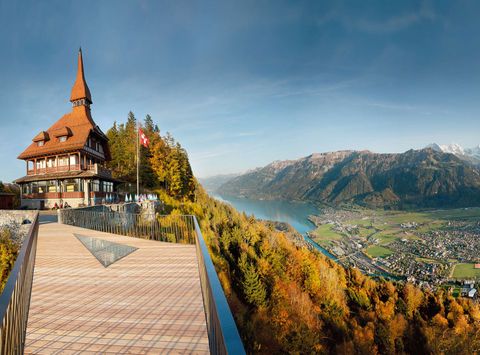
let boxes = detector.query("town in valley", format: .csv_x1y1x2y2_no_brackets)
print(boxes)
308,207,480,300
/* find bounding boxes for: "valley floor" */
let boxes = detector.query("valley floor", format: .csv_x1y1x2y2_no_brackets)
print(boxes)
309,206,480,297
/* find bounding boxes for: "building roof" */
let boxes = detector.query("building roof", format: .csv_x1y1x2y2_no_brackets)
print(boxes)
70,48,92,104
14,169,120,184
32,131,50,142
17,50,110,161
17,106,108,160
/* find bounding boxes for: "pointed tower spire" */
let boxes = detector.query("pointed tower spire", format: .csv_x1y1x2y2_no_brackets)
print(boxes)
70,48,92,106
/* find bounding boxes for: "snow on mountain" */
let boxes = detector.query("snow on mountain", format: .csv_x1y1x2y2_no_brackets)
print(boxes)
426,143,480,165
427,143,465,156
465,145,480,159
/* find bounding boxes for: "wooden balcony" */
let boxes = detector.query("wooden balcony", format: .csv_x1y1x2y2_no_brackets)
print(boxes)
27,164,82,176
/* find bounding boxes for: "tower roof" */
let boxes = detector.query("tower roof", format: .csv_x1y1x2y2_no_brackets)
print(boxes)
70,48,92,104
17,49,110,161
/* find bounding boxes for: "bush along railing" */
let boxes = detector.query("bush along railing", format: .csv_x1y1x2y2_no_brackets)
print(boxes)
0,213,39,354
58,207,245,355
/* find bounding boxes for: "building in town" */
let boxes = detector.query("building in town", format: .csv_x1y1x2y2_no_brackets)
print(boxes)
15,49,118,209
0,193,15,210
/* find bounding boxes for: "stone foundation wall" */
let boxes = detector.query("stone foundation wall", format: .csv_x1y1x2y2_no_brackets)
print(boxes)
0,210,37,243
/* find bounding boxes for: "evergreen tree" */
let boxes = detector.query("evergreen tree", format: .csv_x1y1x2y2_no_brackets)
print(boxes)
242,262,267,308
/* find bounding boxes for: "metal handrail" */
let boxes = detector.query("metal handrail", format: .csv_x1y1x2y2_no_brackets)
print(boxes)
58,208,245,355
193,217,245,355
0,213,39,354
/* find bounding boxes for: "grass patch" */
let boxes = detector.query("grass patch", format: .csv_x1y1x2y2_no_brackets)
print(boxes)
431,207,480,221
374,230,402,245
415,257,441,264
312,224,342,247
358,227,376,238
366,245,394,258
349,218,373,227
452,263,480,279
380,211,431,224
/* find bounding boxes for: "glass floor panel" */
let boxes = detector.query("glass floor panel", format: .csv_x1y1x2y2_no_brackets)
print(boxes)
74,234,138,267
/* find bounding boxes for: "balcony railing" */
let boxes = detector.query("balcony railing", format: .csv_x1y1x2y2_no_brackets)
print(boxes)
0,213,39,354
58,207,245,355
27,164,81,175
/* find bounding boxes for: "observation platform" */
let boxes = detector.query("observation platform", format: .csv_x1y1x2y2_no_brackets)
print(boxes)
24,221,209,354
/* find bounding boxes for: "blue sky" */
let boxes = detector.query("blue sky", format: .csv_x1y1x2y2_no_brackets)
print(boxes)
1,0,479,181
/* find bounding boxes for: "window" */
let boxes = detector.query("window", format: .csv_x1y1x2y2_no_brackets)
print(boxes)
36,181,47,194
91,180,100,192
59,136,67,142
103,181,113,192
48,181,57,192
65,179,81,192
47,158,56,168
22,184,31,194
37,141,44,146
58,156,68,166
36,160,46,169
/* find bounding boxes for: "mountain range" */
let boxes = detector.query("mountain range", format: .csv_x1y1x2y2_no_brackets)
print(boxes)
211,147,480,209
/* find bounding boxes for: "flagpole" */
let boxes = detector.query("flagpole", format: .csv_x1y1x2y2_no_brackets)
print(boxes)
136,121,140,198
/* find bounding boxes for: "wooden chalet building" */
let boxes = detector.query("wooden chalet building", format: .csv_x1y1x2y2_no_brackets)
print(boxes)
15,49,118,209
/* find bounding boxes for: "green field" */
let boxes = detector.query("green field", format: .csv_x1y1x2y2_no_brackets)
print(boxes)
430,207,480,221
311,224,343,247
452,263,480,278
366,245,394,258
415,257,441,264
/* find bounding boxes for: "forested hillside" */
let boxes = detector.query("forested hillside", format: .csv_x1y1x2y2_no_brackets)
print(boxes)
107,113,480,354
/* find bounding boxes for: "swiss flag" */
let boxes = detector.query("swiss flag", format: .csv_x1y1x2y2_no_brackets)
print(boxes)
139,128,149,148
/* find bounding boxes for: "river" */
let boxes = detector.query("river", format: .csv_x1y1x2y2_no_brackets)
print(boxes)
212,194,337,259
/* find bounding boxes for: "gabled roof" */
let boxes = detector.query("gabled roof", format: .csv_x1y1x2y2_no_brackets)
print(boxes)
70,48,92,104
52,126,72,138
32,131,50,142
17,106,108,160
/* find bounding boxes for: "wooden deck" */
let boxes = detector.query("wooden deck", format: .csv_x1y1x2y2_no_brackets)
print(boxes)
25,222,209,354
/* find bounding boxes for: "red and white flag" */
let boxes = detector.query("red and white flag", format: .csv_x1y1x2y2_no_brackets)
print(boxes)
139,128,149,148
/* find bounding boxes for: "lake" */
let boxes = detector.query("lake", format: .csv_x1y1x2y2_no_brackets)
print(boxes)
212,194,337,259
212,194,318,235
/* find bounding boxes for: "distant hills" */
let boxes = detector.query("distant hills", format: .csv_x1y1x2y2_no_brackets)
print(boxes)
212,148,480,209
198,173,239,193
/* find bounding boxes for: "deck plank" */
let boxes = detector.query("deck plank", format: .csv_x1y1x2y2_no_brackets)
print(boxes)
25,222,209,354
